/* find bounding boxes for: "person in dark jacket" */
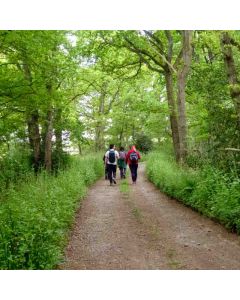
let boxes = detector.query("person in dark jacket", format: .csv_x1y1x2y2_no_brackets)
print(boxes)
125,145,141,184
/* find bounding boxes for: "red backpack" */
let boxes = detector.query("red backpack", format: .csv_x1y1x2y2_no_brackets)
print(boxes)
129,151,138,164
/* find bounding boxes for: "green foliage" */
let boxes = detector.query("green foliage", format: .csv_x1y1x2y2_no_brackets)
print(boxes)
134,132,153,153
0,154,103,269
146,151,196,200
51,150,71,172
0,145,32,193
187,31,240,172
146,151,240,233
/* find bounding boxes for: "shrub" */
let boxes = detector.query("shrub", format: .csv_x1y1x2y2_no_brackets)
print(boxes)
134,133,153,153
0,146,32,193
146,151,240,234
0,154,103,269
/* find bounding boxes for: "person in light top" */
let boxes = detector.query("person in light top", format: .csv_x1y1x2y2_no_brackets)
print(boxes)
105,144,119,186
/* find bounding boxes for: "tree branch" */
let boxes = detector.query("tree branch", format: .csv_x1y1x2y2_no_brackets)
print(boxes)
144,30,165,55
224,147,240,152
124,36,166,70
229,37,240,52
165,30,173,63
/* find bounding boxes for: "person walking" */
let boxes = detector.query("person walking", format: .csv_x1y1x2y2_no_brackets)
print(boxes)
105,144,119,186
125,145,141,184
118,146,127,179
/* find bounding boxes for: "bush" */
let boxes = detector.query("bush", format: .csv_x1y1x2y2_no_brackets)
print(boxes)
134,133,153,153
0,154,103,269
146,151,240,234
0,146,32,193
51,150,71,172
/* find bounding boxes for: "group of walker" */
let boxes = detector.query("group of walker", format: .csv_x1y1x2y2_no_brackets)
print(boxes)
104,144,141,186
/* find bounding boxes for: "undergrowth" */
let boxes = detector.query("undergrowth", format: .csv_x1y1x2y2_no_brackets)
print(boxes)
0,154,103,269
146,151,240,234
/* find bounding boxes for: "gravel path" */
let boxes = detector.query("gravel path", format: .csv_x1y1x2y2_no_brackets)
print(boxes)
60,164,240,269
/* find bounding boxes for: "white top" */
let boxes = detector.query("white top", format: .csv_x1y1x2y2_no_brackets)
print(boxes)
105,149,119,165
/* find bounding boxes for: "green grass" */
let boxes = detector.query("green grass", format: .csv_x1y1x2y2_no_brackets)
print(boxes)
0,154,103,269
146,151,240,234
119,178,144,222
119,179,130,194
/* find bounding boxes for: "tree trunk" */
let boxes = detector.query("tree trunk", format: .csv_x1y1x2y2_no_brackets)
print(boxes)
95,124,105,151
132,124,136,142
165,70,181,162
78,142,82,155
95,84,107,151
177,30,193,163
22,61,41,171
55,108,63,155
54,108,63,169
119,127,124,146
55,128,62,155
44,109,54,171
221,31,240,130
27,111,41,172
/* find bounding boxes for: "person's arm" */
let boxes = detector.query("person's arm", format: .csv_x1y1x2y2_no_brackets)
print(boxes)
105,151,108,165
137,152,141,159
116,151,120,166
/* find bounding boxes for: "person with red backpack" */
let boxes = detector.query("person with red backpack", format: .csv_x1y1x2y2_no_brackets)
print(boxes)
125,145,141,184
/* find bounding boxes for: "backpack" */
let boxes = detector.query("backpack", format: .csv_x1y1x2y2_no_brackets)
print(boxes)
119,151,126,160
129,151,138,164
108,150,116,163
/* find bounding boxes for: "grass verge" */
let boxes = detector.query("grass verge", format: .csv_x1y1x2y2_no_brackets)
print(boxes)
146,151,240,234
0,154,103,269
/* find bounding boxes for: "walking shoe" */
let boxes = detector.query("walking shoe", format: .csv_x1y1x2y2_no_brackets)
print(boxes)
113,178,117,184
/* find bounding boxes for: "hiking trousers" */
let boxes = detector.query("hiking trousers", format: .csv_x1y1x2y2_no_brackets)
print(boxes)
107,164,117,184
129,164,138,182
119,167,126,179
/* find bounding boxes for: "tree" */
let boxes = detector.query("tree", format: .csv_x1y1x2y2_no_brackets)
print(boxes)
0,31,82,171
117,30,193,163
221,31,240,131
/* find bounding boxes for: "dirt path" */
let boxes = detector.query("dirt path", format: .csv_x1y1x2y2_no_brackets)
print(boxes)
60,164,240,269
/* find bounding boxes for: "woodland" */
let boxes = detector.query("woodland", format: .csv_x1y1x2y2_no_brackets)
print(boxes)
0,30,240,269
